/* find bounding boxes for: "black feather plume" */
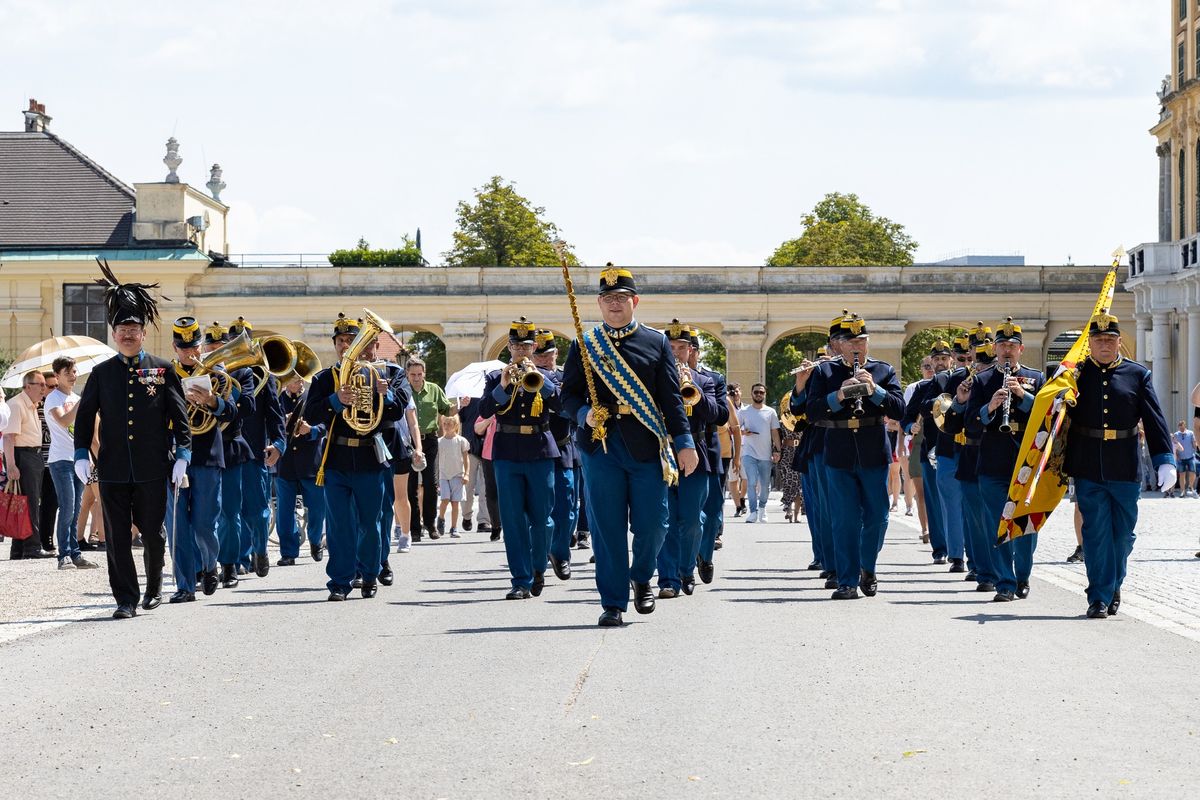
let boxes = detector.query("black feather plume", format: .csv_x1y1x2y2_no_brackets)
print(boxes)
94,257,165,328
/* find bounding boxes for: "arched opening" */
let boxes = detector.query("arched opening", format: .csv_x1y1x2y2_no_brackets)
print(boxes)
901,326,965,385
694,327,726,374
764,329,827,408
392,326,447,387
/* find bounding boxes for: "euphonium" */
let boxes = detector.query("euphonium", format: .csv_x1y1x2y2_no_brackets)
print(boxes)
678,362,700,408
336,308,393,435
276,340,321,385
247,335,298,397
509,358,545,393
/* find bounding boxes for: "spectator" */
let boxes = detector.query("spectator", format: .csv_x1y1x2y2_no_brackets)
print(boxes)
726,384,747,517
457,395,491,533
44,357,97,569
1171,420,1197,498
37,371,59,554
435,414,470,537
738,382,781,523
4,370,53,559
405,356,453,540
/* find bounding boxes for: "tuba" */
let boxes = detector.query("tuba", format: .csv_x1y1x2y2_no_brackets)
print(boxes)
276,340,321,385
247,335,298,397
678,362,700,409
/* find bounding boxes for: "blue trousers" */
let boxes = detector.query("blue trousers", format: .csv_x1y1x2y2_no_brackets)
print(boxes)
379,470,396,557
322,467,387,593
275,475,326,559
743,454,773,513
1075,479,1140,607
800,472,824,566
48,461,82,561
961,479,998,585
494,458,555,590
825,464,889,588
658,471,709,589
218,461,245,566
240,460,270,561
165,465,222,592
579,432,669,611
807,453,836,572
979,475,1037,594
698,471,724,562
921,459,946,559
934,453,965,561
550,464,578,563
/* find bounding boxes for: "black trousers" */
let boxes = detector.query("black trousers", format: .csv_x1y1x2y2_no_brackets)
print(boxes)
481,457,502,537
99,480,168,607
39,464,58,551
9,448,44,558
408,432,438,534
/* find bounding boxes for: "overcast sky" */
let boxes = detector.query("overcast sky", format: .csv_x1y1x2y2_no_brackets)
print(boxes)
0,0,1166,266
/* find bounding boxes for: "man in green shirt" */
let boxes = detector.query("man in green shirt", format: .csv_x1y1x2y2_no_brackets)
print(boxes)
406,356,452,540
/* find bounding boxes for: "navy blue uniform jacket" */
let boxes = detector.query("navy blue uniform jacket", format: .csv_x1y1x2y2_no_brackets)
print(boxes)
964,363,1045,480
241,373,286,461
805,357,904,470
679,366,719,475
222,366,256,465
175,362,238,469
278,386,324,481
546,368,580,469
302,363,409,473
479,366,561,462
73,352,191,483
696,365,729,475
1064,358,1173,483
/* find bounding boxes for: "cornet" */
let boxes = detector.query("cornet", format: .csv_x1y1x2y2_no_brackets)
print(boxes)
507,358,545,394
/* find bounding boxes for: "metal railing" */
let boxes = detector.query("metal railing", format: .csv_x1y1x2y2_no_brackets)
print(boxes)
225,254,334,268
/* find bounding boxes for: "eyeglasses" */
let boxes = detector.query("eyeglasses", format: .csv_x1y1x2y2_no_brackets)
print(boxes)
751,391,766,396
599,294,633,306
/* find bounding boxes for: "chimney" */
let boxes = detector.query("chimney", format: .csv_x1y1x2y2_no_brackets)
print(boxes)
23,99,51,133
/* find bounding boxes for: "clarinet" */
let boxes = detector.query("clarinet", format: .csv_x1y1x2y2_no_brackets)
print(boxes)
851,355,865,418
998,360,1013,433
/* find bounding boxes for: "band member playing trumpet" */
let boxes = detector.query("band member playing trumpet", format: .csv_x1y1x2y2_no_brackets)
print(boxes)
790,344,833,574
166,317,237,603
480,318,562,600
531,330,579,583
805,312,904,600
303,313,408,601
963,318,1044,602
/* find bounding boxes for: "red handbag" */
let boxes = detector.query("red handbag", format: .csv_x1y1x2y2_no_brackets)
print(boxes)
0,480,33,541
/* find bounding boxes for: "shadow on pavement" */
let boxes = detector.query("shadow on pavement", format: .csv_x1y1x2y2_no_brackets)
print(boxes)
443,624,618,634
954,612,1085,623
391,598,504,607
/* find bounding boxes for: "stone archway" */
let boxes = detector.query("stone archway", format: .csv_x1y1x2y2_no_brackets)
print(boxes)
764,327,828,408
393,325,448,388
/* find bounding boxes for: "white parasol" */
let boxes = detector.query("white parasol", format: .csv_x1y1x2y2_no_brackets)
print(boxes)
1,335,117,389
443,360,506,399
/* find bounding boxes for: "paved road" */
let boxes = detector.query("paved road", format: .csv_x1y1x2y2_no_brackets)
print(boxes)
2,494,1199,798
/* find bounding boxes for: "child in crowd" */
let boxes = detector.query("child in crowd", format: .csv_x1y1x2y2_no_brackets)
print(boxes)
436,414,470,537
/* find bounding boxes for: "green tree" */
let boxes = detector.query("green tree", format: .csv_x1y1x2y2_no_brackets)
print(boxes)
767,192,918,267
764,332,828,409
443,176,579,267
399,330,446,388
900,327,964,386
696,331,726,374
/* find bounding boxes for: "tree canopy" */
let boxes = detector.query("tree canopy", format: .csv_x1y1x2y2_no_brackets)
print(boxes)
766,192,918,267
900,327,964,386
443,176,578,267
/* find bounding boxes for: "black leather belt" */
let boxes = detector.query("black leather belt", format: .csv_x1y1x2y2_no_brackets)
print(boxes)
964,437,980,446
499,423,549,435
334,436,371,448
602,404,635,418
814,418,883,430
1073,425,1137,441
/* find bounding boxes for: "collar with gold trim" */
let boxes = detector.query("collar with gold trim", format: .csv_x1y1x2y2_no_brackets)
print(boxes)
1088,355,1123,371
602,320,639,340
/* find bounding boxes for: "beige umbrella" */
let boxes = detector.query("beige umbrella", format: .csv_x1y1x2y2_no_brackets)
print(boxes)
1,335,116,389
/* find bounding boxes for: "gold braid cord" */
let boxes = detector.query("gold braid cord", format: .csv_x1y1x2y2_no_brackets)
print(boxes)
554,241,608,451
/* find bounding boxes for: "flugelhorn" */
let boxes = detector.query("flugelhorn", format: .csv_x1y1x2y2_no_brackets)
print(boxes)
678,362,701,407
508,358,544,393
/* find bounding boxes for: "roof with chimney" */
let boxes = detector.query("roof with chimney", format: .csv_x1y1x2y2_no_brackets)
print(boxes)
0,102,136,250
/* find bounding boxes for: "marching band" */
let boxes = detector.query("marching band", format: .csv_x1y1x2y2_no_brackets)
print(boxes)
70,262,1177,625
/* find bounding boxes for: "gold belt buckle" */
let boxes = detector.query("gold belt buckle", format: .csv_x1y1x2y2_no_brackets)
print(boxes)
846,419,860,430
616,404,632,416
520,425,534,434
1103,429,1116,441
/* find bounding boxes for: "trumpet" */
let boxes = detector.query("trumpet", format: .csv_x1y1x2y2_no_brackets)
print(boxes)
507,358,545,393
678,362,701,408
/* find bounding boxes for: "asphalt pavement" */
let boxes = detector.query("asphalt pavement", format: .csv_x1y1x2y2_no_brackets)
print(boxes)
2,494,1199,799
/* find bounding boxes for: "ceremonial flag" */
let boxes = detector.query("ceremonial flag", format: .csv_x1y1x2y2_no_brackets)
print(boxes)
995,253,1122,545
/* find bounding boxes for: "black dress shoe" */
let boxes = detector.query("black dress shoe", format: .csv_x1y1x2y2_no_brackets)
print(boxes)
807,560,822,571
361,580,378,598
379,562,394,586
112,604,137,619
477,522,491,533
697,556,714,584
254,553,270,578
490,531,501,542
633,582,655,614
948,559,966,573
351,576,363,589
221,564,239,588
1086,601,1108,619
933,555,948,565
1016,581,1030,599
964,570,977,582
169,590,196,603
598,608,623,627
1066,545,1084,563
202,569,219,596
327,591,347,601
411,531,423,542
818,569,833,580
310,543,325,561
714,536,723,550
141,593,162,611
549,554,571,581
236,564,248,576
505,586,531,600
823,577,838,590
681,576,696,596
25,549,55,559
589,554,595,563
859,570,878,597
976,582,996,593
531,571,545,597
78,539,98,551
277,557,296,567
462,517,472,531
993,591,1016,602
1107,590,1121,616
831,586,859,600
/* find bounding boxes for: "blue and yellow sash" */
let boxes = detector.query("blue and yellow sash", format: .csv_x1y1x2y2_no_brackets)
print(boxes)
582,326,679,486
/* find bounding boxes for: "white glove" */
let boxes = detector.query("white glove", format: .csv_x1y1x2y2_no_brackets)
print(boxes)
75,459,91,485
1158,464,1178,494
171,459,189,486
